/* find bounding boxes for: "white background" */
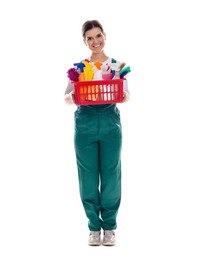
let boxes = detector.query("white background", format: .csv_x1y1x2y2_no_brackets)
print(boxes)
0,0,200,259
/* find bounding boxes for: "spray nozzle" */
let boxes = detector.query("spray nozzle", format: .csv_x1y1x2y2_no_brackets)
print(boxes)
73,62,86,72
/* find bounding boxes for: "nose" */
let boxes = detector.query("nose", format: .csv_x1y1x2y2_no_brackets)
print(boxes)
93,37,99,44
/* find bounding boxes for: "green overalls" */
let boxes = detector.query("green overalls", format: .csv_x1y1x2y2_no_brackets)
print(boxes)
74,103,122,231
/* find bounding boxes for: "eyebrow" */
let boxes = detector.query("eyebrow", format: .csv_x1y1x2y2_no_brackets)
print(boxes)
86,33,103,39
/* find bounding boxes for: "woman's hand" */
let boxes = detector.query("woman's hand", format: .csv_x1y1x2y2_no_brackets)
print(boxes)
121,91,130,103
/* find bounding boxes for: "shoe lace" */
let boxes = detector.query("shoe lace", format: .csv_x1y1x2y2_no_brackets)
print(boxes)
104,231,115,239
89,231,100,240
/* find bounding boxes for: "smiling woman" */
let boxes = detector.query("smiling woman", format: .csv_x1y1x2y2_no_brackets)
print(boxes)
64,19,130,246
83,22,106,59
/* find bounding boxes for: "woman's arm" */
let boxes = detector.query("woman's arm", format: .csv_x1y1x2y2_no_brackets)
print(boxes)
64,80,75,105
121,78,130,103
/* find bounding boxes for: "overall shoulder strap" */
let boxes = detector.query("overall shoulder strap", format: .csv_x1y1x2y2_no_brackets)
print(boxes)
111,58,117,63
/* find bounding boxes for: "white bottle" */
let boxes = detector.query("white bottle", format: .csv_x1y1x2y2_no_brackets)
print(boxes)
113,69,120,79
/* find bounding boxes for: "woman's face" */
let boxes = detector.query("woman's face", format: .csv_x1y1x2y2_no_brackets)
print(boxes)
84,27,106,53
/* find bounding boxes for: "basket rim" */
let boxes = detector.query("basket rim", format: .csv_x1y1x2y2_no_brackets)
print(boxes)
72,78,125,85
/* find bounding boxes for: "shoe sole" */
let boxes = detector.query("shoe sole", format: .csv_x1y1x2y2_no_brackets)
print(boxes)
88,243,101,246
102,242,116,246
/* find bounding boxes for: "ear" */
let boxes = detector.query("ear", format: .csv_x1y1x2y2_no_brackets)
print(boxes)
103,32,106,40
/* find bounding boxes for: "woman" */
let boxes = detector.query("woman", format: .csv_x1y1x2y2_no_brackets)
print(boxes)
64,20,130,246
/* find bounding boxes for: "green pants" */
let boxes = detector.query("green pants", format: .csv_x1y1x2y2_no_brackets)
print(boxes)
74,104,122,231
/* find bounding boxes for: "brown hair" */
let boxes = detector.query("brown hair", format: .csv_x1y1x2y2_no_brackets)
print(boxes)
82,20,104,38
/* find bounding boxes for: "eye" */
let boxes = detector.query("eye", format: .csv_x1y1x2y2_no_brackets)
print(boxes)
97,34,103,38
87,37,93,41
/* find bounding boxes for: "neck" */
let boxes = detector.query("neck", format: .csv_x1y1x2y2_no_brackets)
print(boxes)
90,52,108,63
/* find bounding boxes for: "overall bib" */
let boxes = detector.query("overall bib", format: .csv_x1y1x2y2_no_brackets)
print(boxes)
74,104,122,231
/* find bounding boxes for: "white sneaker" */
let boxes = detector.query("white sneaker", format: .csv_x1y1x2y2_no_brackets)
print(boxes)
102,230,116,246
88,231,101,246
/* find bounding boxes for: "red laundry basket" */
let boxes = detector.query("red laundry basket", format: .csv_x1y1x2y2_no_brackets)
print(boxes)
73,79,124,105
